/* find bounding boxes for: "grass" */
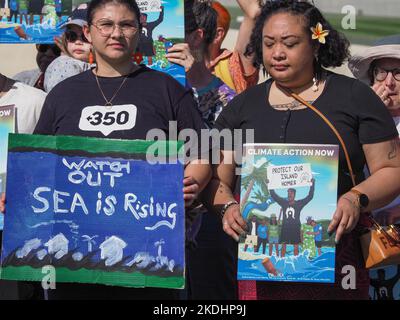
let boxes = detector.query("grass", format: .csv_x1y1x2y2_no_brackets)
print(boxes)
323,13,400,45
226,6,400,45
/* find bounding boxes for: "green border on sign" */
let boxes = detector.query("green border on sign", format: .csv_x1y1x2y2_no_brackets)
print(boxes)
1,266,185,289
8,134,184,157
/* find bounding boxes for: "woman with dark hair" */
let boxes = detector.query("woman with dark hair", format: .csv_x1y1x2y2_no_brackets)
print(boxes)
205,0,400,300
173,0,237,300
30,0,211,299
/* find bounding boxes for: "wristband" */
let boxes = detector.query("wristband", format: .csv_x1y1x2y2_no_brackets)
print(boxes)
220,200,238,218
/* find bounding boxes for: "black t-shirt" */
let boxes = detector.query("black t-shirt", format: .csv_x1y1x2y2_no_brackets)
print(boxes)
214,72,398,197
34,66,206,160
270,184,315,226
33,66,206,299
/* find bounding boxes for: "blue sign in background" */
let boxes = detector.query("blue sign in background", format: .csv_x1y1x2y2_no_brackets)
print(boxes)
1,150,184,272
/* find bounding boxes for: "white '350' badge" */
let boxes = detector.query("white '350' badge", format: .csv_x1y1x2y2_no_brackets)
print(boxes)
79,104,137,136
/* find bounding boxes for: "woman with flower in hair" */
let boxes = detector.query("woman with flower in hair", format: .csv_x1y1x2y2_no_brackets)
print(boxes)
204,0,400,300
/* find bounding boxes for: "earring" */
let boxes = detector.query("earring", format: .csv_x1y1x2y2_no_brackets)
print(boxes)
89,49,94,64
312,76,318,92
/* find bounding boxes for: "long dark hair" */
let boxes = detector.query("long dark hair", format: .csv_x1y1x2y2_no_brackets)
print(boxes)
185,0,217,46
87,0,141,26
245,0,350,73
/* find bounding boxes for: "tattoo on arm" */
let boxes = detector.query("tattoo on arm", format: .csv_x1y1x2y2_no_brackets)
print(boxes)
388,139,398,160
218,183,230,194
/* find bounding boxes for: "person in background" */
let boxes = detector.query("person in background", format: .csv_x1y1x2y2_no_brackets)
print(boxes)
370,265,400,300
183,0,236,127
207,0,261,93
168,0,237,300
29,0,44,24
55,0,62,21
17,0,29,24
257,218,269,255
300,216,316,259
27,0,210,299
0,73,45,134
268,213,280,256
44,4,92,92
348,34,400,226
244,215,259,252
13,43,61,91
9,0,19,22
310,219,323,256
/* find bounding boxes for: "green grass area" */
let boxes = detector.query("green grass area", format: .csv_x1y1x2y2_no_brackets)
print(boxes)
1,266,185,289
324,13,400,45
226,6,400,45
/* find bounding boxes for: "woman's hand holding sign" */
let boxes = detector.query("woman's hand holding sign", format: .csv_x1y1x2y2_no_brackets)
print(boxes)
328,191,361,244
222,203,247,242
183,176,200,208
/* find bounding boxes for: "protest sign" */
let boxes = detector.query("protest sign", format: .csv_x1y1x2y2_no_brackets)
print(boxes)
0,104,15,230
0,134,185,289
239,143,339,284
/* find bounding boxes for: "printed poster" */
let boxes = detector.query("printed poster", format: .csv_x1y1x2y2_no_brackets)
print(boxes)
0,0,72,43
238,143,339,283
0,104,15,231
134,0,186,86
369,264,400,300
0,134,185,289
0,0,185,85
369,209,400,300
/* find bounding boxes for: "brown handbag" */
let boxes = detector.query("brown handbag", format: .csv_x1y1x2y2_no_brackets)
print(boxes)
360,223,400,268
283,86,400,269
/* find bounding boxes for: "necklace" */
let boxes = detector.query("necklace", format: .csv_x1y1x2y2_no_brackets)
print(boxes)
94,67,133,108
271,99,315,111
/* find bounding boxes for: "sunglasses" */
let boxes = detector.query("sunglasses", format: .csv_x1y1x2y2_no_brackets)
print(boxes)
65,30,89,43
36,44,61,56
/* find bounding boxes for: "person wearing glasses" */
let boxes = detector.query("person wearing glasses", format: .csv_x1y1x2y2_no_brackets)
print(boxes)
349,35,400,133
349,35,400,227
43,4,92,92
29,0,211,299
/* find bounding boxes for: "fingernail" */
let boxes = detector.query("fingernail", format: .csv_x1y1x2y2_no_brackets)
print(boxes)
328,231,333,237
335,239,340,245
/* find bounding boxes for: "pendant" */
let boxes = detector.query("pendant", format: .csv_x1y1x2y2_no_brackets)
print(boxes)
105,102,113,109
312,77,319,92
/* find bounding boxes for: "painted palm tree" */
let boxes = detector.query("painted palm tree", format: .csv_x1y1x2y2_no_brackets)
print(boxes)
253,189,270,204
81,235,98,253
241,161,270,209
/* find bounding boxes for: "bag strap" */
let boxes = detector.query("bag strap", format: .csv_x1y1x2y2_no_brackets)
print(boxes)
280,84,400,244
278,85,356,186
